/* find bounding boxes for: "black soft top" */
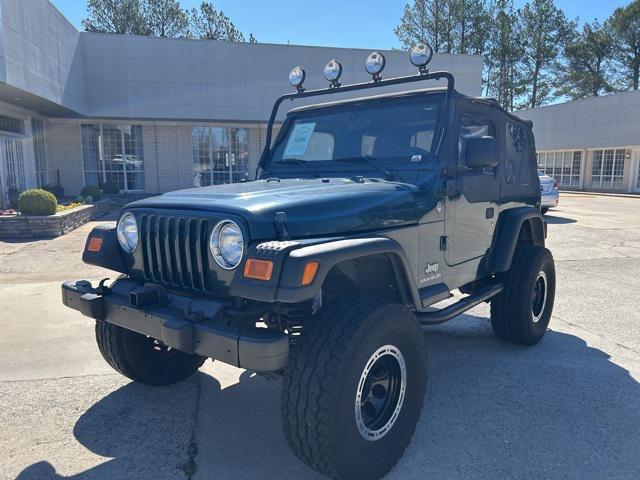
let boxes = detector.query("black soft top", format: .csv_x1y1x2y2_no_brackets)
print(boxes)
287,87,533,128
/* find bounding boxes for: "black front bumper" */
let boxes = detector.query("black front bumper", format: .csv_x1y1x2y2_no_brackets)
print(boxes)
61,279,288,372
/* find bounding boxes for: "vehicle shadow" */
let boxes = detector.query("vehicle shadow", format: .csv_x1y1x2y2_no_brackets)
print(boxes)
16,314,640,479
544,214,577,224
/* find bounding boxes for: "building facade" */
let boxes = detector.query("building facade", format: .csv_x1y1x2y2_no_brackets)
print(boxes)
518,91,640,194
0,0,483,207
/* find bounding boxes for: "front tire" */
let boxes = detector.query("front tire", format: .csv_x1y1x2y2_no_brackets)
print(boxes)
281,298,427,480
95,321,205,386
490,245,556,345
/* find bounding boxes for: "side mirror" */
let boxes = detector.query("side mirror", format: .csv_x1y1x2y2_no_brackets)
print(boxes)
464,136,498,169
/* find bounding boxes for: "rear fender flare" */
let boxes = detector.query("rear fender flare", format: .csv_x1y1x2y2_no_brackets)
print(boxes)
490,207,546,272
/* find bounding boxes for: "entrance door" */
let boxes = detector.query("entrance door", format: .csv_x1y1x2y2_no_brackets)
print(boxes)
633,152,640,193
192,127,250,187
0,137,26,208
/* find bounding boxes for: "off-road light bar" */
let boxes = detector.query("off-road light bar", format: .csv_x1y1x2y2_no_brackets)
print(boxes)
365,51,386,81
323,59,343,87
410,42,434,73
288,66,306,91
263,41,450,171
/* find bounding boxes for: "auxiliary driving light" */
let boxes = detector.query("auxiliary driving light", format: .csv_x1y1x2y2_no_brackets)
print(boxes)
323,59,343,85
288,66,306,90
365,51,386,79
410,42,433,71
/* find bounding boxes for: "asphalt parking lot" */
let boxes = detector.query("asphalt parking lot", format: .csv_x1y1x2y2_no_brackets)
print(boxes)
1,193,639,480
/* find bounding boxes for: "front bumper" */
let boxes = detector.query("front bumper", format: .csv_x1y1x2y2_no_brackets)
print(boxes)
61,279,288,372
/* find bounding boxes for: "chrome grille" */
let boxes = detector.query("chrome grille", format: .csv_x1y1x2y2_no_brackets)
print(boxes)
139,214,210,292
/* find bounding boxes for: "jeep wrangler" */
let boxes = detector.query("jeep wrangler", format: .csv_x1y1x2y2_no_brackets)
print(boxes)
61,43,555,479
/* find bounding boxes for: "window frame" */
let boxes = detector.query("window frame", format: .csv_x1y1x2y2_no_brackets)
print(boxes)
81,123,145,192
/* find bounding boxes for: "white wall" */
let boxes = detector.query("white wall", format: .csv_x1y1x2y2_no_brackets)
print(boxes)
0,0,482,122
518,91,640,151
81,35,483,121
0,0,87,112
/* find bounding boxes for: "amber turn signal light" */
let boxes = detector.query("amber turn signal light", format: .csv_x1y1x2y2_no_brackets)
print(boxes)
301,261,319,286
244,258,274,281
87,237,103,252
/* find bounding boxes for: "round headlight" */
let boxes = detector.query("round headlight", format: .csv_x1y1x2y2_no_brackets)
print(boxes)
210,220,244,270
410,42,433,69
365,51,386,76
323,59,342,83
288,66,306,88
116,212,138,253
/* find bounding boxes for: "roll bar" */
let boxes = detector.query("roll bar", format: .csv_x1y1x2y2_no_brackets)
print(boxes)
257,70,456,169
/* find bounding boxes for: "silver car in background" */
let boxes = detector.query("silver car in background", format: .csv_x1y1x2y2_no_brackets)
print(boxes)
539,170,559,214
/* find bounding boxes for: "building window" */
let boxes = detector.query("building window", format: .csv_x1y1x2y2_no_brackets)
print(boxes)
31,119,47,187
192,127,249,187
81,124,145,191
590,148,627,189
0,115,25,135
0,138,26,207
537,150,582,187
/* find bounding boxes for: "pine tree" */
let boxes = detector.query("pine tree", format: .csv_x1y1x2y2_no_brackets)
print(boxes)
607,1,640,90
559,21,614,100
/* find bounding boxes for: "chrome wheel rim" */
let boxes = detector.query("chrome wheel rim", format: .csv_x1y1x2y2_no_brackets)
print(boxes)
532,271,548,323
354,345,407,441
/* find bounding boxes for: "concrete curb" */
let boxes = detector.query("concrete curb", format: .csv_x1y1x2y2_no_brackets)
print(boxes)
559,190,640,200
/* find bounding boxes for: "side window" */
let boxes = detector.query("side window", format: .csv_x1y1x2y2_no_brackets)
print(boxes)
506,122,531,184
458,112,496,167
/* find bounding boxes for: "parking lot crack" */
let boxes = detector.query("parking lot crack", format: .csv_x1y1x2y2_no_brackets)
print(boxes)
181,373,202,479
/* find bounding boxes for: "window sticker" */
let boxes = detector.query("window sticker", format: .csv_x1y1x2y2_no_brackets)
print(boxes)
284,122,316,158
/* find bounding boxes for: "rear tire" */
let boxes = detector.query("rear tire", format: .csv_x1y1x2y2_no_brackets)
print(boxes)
281,297,427,480
95,321,205,385
490,245,556,345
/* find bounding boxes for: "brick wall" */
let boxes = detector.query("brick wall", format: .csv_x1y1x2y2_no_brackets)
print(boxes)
42,121,272,197
44,122,84,196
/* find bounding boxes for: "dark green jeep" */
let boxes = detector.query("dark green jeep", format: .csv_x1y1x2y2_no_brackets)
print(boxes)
62,44,555,480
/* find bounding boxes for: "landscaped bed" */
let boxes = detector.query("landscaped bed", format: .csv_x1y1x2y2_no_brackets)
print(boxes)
0,201,113,240
0,188,113,240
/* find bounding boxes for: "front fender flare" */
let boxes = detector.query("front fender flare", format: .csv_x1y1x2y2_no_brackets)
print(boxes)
229,237,420,307
275,237,419,306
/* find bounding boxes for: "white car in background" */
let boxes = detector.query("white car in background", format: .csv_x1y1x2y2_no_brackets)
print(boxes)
539,170,559,214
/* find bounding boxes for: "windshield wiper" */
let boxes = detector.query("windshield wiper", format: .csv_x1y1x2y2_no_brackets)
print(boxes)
270,158,320,178
333,156,398,181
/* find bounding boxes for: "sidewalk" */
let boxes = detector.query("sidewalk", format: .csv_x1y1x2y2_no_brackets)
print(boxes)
560,190,640,199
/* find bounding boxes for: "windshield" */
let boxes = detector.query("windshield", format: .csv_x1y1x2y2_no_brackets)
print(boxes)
267,96,442,178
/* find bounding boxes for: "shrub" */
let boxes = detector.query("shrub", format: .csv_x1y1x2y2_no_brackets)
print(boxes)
43,184,65,199
101,181,119,194
80,185,102,201
8,187,20,209
18,189,58,216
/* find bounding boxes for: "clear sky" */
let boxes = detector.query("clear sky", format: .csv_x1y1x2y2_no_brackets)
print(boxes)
51,0,630,50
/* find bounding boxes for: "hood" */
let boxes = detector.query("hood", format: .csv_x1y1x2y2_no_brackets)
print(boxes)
127,178,430,240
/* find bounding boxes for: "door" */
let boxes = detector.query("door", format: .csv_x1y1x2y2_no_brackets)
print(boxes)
444,104,501,266
0,137,26,208
192,127,250,187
